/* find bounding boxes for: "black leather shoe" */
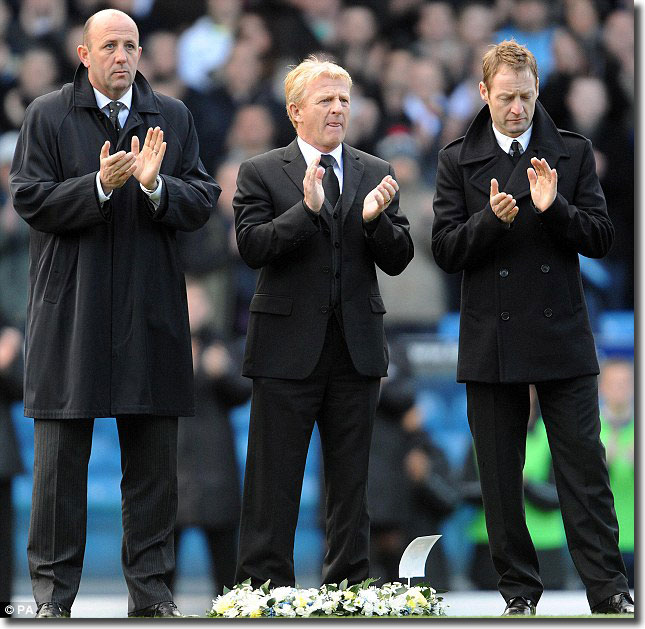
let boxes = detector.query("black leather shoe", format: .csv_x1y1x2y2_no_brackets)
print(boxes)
502,596,537,616
128,601,183,618
591,593,634,614
35,602,71,618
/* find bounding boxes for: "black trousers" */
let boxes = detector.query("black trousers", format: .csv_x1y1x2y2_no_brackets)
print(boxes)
466,377,628,608
236,317,380,587
28,415,178,614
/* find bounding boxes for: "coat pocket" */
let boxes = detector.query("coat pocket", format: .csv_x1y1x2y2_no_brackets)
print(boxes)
249,294,293,315
43,236,78,304
369,294,386,314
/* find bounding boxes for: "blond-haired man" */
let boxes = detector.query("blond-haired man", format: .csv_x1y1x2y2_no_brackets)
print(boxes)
432,40,632,615
233,56,413,587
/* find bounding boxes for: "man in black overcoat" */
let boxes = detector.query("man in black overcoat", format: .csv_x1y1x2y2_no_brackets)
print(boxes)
9,9,220,618
233,56,413,588
431,40,632,616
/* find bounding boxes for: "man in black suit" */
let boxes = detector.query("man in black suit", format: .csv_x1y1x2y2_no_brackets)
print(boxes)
233,55,413,588
432,40,632,616
10,9,219,618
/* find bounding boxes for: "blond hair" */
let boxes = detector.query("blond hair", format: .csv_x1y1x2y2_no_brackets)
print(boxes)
482,39,538,89
284,55,352,130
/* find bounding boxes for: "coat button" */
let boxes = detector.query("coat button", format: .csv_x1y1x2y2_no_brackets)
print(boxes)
333,212,338,219
499,268,509,278
320,306,329,314
544,308,553,318
334,242,340,248
322,266,330,274
541,264,550,273
500,311,510,321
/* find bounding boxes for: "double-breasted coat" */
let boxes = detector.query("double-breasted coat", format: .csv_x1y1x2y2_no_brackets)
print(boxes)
234,139,414,379
10,66,220,418
432,101,613,383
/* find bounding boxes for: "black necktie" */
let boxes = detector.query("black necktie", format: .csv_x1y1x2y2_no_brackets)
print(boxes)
320,154,340,209
107,101,123,132
509,139,522,165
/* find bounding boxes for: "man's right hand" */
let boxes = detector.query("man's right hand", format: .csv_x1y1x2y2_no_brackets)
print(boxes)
490,178,518,224
99,141,137,195
302,155,325,213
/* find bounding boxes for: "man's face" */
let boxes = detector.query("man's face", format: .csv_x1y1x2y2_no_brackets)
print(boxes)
77,12,142,100
479,64,538,138
290,75,351,153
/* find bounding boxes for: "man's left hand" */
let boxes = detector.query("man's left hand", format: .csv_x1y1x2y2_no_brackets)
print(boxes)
132,126,167,190
528,157,557,212
363,175,399,222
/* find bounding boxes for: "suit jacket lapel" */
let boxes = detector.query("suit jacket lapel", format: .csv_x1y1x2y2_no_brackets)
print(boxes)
341,144,364,225
460,101,569,202
282,138,306,196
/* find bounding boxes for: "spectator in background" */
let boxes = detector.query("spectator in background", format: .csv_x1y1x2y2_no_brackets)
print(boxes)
176,0,241,92
457,3,495,56
171,279,251,597
537,28,589,128
60,23,86,81
140,30,186,100
0,131,28,330
600,9,633,128
0,321,23,608
495,0,555,83
368,341,457,589
333,5,385,94
185,42,284,174
563,76,633,309
563,0,603,75
211,158,257,337
377,48,414,138
462,386,569,591
288,0,342,50
343,92,381,156
599,359,634,588
412,2,464,89
225,104,276,164
6,0,67,54
1,47,59,132
402,56,447,184
375,131,447,330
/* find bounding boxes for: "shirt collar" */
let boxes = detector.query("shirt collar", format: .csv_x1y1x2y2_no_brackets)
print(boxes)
93,86,133,112
491,122,533,155
296,136,343,171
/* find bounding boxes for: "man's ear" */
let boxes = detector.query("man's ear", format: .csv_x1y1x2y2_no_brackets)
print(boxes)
479,81,488,104
288,102,301,124
77,44,90,68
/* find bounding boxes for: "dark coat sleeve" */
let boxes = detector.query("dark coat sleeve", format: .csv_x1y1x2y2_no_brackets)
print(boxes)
362,165,414,276
535,139,614,258
151,107,220,232
10,98,110,234
431,147,510,274
234,158,321,270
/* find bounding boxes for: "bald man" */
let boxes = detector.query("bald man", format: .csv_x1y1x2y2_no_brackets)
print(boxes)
10,9,219,617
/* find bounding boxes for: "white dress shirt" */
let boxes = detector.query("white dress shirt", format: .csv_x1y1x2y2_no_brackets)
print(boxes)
492,122,533,155
296,136,344,192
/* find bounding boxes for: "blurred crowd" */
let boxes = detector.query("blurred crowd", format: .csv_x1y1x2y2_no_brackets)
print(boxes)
0,0,635,338
0,0,634,601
